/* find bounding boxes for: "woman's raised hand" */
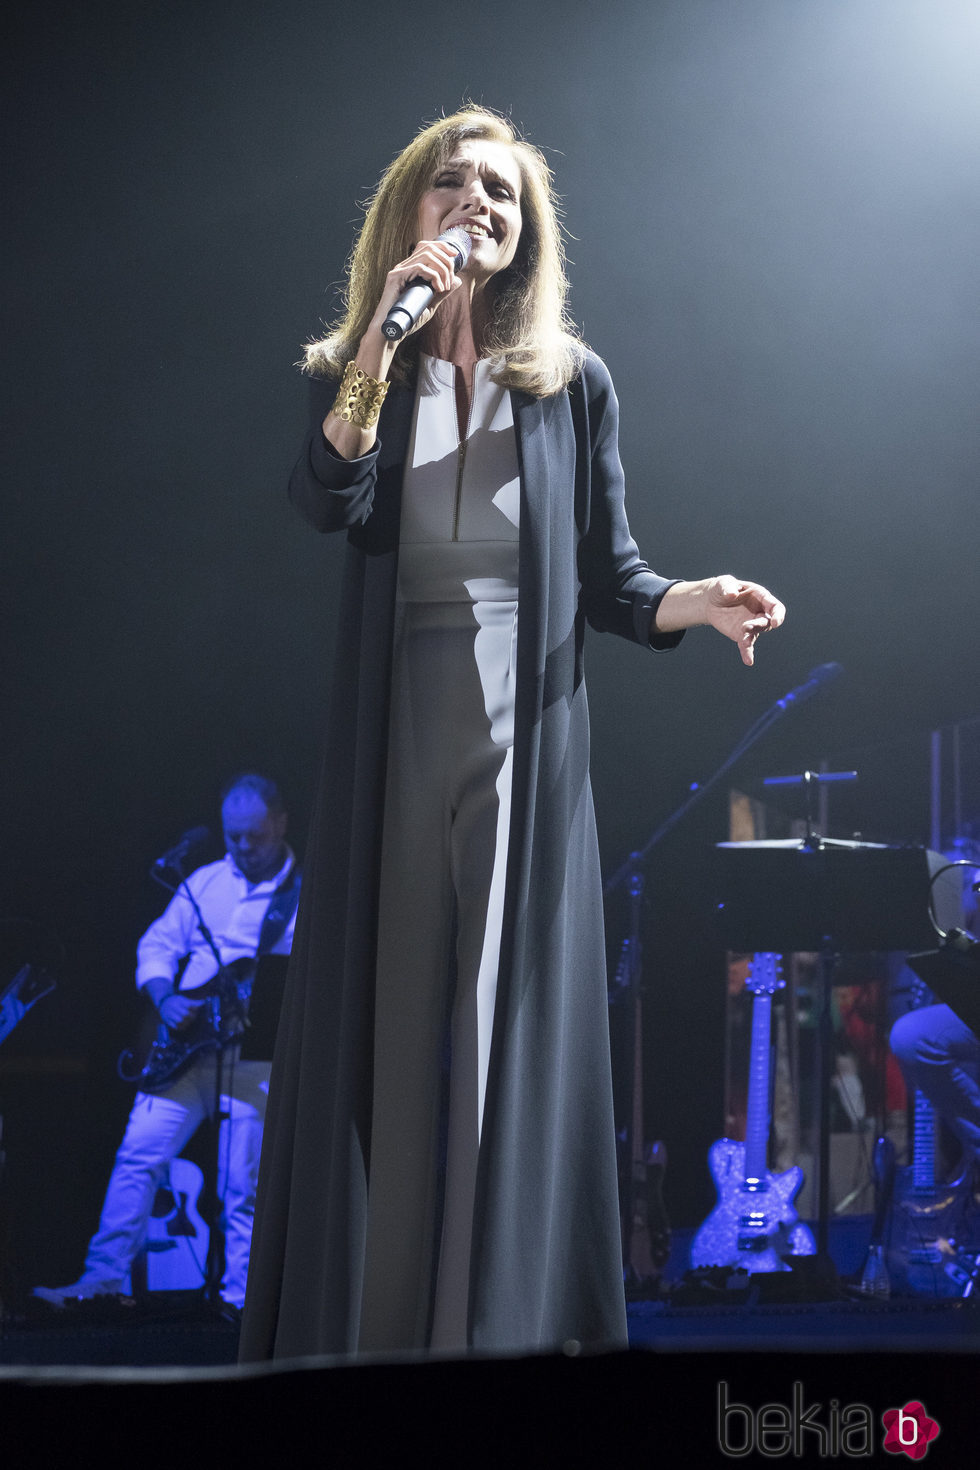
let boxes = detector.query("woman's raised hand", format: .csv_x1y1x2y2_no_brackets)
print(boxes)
367,237,464,344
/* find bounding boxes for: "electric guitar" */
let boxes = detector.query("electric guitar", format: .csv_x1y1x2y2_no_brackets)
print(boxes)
117,956,256,1093
892,1067,976,1297
886,974,978,1297
690,951,816,1272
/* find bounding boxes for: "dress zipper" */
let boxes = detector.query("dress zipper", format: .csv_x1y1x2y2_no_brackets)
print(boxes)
452,366,473,543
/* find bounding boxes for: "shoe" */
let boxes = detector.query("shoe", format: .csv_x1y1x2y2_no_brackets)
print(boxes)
33,1278,126,1308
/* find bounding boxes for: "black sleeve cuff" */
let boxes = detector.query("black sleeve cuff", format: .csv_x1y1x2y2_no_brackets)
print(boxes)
634,583,686,651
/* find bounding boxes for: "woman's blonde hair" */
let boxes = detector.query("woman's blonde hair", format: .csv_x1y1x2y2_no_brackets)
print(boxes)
303,106,584,398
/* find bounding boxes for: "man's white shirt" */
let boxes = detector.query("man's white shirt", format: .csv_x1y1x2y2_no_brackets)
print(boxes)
136,849,296,992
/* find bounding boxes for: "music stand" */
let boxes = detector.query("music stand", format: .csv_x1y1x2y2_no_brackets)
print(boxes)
712,839,962,1262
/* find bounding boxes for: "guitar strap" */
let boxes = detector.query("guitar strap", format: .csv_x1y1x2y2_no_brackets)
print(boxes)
255,860,302,958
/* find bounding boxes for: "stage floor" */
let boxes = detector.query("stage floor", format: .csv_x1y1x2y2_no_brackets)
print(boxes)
2,1296,978,1369
3,1215,978,1367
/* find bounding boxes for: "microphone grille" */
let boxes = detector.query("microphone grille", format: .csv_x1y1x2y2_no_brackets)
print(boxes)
440,226,473,268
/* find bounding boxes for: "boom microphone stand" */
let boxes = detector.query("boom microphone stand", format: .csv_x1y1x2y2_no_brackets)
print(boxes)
150,847,244,1314
604,663,844,899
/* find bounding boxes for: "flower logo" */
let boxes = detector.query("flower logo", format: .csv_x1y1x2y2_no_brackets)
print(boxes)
882,1401,940,1459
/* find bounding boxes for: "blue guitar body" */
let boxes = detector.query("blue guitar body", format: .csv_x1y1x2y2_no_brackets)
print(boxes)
690,953,817,1274
690,1139,816,1273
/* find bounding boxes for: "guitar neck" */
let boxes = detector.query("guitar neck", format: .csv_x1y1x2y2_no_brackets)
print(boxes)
911,1089,938,1194
906,976,940,1195
743,990,773,1185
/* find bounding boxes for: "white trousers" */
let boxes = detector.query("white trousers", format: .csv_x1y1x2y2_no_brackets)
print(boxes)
358,598,517,1353
81,1051,270,1307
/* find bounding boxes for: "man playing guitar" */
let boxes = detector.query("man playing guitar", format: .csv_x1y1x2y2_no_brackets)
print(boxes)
33,773,299,1319
888,847,980,1271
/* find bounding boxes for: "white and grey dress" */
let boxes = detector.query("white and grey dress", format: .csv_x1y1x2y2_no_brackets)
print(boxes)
358,354,521,1352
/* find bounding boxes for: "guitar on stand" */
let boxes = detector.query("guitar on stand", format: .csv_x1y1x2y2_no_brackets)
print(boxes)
130,1157,210,1294
886,974,978,1298
691,952,816,1273
892,1080,976,1298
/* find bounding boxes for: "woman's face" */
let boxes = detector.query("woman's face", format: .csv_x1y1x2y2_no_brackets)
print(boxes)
416,139,523,280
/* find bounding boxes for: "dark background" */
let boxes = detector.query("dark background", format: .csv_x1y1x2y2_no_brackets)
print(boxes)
2,0,978,1305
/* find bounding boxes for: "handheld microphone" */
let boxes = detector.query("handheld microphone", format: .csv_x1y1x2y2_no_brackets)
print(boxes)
774,662,843,711
380,227,472,341
152,826,211,873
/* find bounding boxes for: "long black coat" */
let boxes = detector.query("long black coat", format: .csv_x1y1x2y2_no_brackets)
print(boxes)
240,351,682,1361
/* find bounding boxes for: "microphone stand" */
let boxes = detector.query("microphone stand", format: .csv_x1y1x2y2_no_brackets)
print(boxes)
151,859,238,1315
604,695,793,900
